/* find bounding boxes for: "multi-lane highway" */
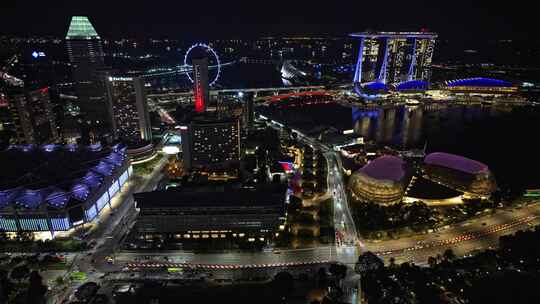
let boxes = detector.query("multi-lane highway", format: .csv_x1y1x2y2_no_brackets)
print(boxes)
365,202,540,264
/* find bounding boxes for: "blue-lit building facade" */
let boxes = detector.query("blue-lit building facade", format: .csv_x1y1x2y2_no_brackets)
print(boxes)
0,144,132,237
350,32,437,97
444,77,518,94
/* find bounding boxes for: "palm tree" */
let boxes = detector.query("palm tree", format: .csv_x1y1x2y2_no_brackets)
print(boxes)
428,256,437,268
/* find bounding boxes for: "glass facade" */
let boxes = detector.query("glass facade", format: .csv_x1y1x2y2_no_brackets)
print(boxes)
85,204,98,221
119,170,129,186
51,217,70,231
108,181,120,198
0,218,17,231
19,218,49,231
96,191,109,212
106,78,152,142
0,166,130,234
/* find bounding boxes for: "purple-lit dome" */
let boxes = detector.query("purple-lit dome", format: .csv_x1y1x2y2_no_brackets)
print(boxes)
424,152,488,174
15,189,44,209
65,144,78,152
0,188,21,208
359,155,406,183
445,77,513,88
112,143,127,152
89,143,103,152
71,183,91,201
394,80,428,91
41,144,59,152
104,152,125,167
82,171,103,189
349,155,408,205
362,81,389,91
424,152,496,196
45,189,70,208
92,161,114,176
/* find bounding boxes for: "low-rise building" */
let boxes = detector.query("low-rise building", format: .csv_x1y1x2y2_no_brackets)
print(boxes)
134,184,288,240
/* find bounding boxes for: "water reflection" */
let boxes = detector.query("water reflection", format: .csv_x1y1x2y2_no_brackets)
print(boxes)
351,104,507,149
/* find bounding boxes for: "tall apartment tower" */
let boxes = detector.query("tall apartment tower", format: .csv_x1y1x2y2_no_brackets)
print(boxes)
8,87,59,145
181,116,241,170
65,16,107,126
106,77,152,143
242,92,255,130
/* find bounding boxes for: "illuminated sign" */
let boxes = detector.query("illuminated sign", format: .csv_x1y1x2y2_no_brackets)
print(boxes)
32,51,46,58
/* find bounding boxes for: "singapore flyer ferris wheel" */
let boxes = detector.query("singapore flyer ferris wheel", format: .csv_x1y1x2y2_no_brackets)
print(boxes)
184,43,221,87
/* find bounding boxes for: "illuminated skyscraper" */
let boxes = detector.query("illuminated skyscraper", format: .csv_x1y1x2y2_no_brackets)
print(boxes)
181,116,241,170
241,92,255,130
65,16,107,125
351,31,437,87
192,57,209,113
106,77,152,143
8,87,58,144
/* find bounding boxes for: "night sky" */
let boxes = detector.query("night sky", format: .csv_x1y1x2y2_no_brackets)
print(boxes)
0,0,535,40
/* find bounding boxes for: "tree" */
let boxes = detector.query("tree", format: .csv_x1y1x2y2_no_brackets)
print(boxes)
443,248,456,261
428,256,437,268
289,195,303,210
27,271,47,304
355,252,384,275
389,257,397,269
10,265,30,282
15,232,33,242
329,264,348,280
273,271,294,297
317,267,328,287
55,276,64,286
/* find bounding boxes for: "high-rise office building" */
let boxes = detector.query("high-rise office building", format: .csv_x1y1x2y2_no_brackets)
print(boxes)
65,16,107,125
106,77,152,143
8,87,58,144
192,57,209,113
181,116,241,170
351,31,437,86
242,92,255,130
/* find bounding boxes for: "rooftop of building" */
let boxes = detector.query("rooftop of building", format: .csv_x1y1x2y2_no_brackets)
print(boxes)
0,143,128,210
424,152,489,174
190,112,239,125
65,16,100,39
394,80,429,91
358,155,406,182
134,183,288,209
445,77,514,88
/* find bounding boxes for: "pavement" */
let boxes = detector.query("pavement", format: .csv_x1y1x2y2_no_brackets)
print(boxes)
48,155,168,303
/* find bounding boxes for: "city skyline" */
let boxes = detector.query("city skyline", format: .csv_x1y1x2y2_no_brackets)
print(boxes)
1,4,540,304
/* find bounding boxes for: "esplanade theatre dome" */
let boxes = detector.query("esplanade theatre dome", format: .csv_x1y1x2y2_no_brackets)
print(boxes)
349,155,408,205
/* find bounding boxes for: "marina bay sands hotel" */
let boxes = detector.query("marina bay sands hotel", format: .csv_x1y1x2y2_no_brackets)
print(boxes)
350,31,437,94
